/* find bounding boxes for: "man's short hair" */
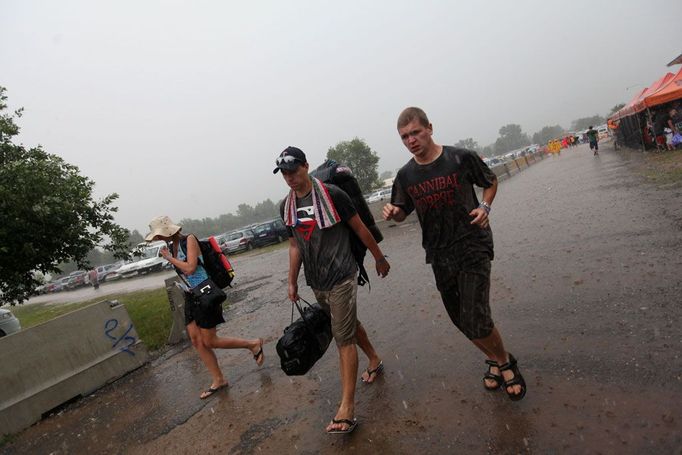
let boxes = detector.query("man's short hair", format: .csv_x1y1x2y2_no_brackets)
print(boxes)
397,107,430,129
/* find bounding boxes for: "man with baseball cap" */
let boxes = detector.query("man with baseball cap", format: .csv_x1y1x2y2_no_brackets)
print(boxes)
272,146,308,174
275,146,390,434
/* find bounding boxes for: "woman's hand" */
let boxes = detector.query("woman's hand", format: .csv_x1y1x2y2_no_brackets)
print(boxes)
159,246,172,260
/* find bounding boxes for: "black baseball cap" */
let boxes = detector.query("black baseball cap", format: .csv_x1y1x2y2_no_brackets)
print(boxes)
273,146,307,174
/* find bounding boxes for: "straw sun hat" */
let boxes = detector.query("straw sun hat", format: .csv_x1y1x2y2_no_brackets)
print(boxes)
145,216,182,241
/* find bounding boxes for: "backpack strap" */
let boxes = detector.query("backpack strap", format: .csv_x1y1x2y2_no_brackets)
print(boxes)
357,262,370,288
173,234,203,289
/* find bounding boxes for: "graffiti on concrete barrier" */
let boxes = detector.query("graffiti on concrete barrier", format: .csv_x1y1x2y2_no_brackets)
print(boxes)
104,318,136,356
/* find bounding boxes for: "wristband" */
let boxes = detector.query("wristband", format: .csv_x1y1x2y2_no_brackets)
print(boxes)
479,201,491,214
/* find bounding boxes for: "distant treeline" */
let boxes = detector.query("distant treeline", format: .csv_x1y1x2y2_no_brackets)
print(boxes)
56,198,283,275
178,199,282,238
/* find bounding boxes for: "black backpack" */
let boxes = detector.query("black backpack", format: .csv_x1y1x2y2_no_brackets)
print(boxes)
309,160,383,286
276,299,333,376
176,235,235,289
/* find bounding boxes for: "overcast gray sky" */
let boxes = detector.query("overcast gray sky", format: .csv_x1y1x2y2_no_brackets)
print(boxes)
2,0,680,234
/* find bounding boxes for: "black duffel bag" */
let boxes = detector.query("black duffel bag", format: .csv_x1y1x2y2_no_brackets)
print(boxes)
276,298,333,376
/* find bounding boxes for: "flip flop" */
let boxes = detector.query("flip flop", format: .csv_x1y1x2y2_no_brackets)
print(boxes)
361,361,384,384
327,418,358,434
253,338,264,367
200,382,228,400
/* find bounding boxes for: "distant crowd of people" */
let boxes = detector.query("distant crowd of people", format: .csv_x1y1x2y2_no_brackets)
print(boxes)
546,132,586,154
612,103,681,151
651,106,680,151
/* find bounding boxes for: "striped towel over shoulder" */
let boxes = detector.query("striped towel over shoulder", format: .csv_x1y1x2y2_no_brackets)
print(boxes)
283,177,341,229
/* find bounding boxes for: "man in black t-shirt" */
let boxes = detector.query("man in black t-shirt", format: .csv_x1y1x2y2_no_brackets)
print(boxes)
383,107,526,401
274,146,390,434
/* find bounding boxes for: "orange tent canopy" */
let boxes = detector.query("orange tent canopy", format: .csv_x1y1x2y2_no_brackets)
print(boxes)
610,88,647,121
633,72,676,112
610,71,678,121
642,66,682,109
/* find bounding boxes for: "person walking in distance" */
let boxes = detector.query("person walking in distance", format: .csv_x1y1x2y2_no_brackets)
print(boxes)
274,146,390,433
382,107,526,401
586,126,599,155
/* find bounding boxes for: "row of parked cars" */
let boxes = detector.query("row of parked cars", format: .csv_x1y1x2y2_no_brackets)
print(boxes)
31,219,289,296
35,261,126,295
213,219,288,254
365,188,392,204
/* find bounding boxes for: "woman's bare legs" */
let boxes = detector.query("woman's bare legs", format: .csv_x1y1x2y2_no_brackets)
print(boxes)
199,328,264,366
186,322,228,393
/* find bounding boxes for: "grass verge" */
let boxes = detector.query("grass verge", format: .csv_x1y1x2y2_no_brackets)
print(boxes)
9,288,173,352
637,149,682,186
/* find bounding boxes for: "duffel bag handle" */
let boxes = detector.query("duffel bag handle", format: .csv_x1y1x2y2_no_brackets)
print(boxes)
290,297,314,323
290,298,319,341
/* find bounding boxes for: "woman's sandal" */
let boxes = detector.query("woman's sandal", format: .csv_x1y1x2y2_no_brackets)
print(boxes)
253,338,265,367
498,353,527,401
326,418,358,434
483,359,503,391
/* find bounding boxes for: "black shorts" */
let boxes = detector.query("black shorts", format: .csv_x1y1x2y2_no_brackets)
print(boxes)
431,252,494,340
589,140,598,150
184,292,225,329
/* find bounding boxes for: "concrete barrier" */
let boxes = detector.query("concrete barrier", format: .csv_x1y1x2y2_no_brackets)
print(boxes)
0,300,148,435
491,151,544,182
165,276,189,344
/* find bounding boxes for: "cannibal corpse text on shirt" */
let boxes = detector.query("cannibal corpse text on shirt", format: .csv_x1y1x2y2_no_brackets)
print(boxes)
407,172,463,211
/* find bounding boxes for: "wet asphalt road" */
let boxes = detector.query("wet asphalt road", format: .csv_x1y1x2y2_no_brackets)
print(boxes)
3,145,682,454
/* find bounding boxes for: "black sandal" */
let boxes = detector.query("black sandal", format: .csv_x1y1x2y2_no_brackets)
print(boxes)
498,353,527,401
253,338,264,367
483,359,503,391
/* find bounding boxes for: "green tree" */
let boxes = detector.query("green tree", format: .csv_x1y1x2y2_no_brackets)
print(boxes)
609,103,626,115
236,203,255,224
127,229,145,248
532,125,565,145
0,86,130,304
177,199,281,238
481,145,495,158
493,124,530,154
453,138,480,151
327,138,381,192
571,115,606,131
379,170,393,180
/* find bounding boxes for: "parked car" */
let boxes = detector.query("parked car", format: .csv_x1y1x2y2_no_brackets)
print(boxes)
367,188,392,203
106,241,167,280
33,283,49,295
224,229,255,253
252,219,288,247
65,270,89,290
46,276,70,293
95,263,123,282
0,308,21,337
212,233,232,256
